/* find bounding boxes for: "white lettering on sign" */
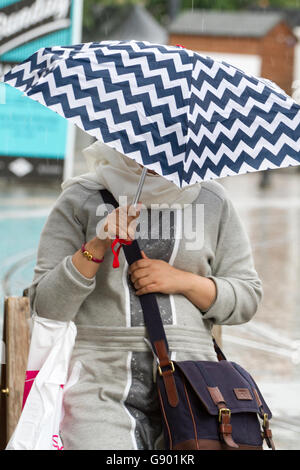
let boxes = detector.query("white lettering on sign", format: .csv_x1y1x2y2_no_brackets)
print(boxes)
0,0,71,41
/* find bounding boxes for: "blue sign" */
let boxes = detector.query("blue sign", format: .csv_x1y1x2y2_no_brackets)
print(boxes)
0,0,82,178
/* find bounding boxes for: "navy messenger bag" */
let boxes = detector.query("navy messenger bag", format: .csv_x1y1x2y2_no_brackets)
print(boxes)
100,189,275,451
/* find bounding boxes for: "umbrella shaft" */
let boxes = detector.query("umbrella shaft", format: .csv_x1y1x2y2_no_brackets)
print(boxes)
132,166,148,207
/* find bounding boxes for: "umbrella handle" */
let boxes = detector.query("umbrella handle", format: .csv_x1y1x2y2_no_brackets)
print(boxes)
132,166,148,207
110,166,147,268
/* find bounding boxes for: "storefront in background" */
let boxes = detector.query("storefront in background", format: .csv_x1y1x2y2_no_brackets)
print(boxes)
0,0,83,179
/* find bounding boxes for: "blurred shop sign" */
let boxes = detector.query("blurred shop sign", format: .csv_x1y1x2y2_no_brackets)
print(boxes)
0,0,83,180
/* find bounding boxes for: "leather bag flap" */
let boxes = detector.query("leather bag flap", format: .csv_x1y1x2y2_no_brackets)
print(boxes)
175,360,272,418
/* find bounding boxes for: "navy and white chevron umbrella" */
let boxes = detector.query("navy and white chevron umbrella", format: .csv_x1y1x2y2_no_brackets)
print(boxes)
2,40,300,187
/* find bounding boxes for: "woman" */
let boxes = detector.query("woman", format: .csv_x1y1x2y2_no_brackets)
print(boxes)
28,140,263,450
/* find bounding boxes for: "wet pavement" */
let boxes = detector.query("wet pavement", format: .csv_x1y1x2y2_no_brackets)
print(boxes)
0,145,299,450
221,168,300,451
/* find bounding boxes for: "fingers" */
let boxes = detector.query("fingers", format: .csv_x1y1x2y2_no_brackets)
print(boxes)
102,202,142,241
128,258,150,274
135,283,157,296
127,251,158,295
127,202,142,221
132,275,152,290
130,267,150,285
127,218,138,241
117,203,142,240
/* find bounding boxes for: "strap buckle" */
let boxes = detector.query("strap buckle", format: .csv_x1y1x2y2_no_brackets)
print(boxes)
218,408,231,422
158,360,175,376
263,413,269,427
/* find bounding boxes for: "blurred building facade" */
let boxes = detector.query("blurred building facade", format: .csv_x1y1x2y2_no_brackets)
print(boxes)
249,6,300,104
83,3,167,44
0,0,83,181
75,3,168,177
168,10,296,96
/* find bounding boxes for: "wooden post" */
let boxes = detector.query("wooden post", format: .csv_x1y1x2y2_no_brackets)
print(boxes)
0,311,7,449
0,297,30,447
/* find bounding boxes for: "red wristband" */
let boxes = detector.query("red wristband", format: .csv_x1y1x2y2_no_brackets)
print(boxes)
81,243,104,263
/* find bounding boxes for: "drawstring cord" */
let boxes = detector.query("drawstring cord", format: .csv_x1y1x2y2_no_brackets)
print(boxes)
111,238,133,268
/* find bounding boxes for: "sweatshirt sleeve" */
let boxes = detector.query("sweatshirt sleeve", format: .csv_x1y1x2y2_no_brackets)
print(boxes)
201,193,263,326
27,185,96,322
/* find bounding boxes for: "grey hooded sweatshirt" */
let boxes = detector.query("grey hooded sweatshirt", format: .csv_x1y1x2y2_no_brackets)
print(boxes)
26,178,263,450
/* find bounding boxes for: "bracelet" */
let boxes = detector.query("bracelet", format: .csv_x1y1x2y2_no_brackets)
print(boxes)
81,243,104,263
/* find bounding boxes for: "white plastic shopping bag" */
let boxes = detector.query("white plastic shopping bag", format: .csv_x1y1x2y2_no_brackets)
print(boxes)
6,314,77,450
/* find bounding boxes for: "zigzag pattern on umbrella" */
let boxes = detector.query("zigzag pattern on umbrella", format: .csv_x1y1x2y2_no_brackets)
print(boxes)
2,41,300,186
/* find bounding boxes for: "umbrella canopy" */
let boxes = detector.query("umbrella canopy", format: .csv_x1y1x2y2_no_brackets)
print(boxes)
2,40,300,187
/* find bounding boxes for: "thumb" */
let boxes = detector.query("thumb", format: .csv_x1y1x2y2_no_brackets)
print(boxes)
141,250,148,259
